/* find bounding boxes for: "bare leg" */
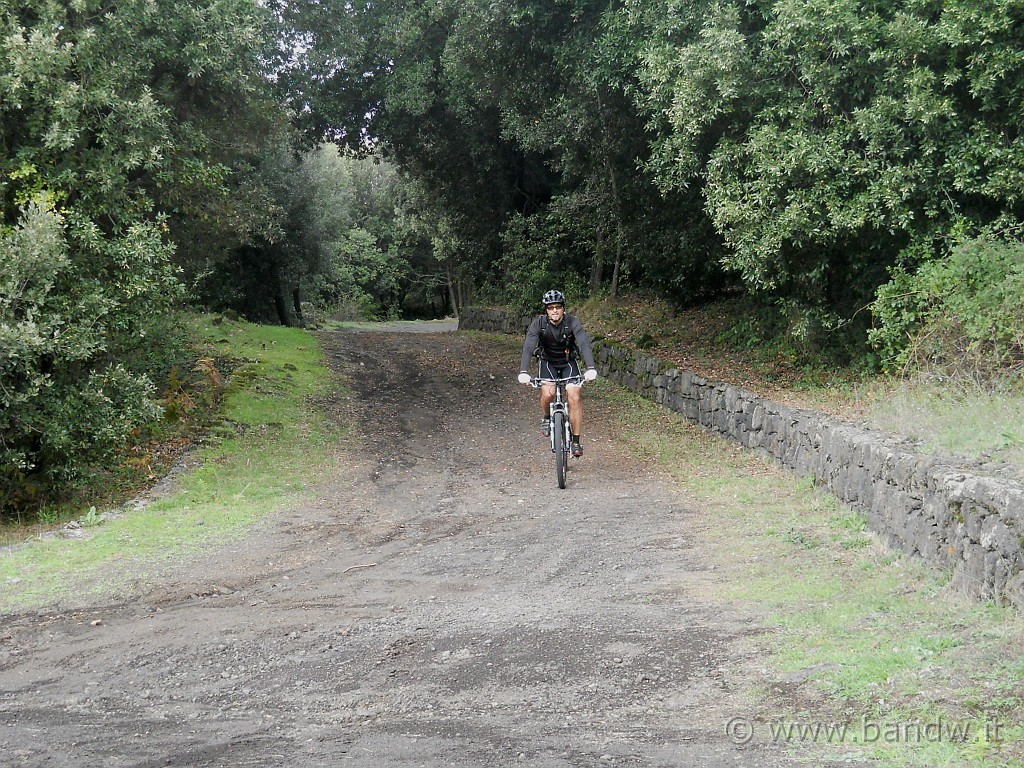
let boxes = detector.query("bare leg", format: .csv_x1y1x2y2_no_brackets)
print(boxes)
541,384,555,419
567,385,583,438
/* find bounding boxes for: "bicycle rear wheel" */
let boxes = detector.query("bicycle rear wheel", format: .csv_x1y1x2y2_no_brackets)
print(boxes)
553,411,567,489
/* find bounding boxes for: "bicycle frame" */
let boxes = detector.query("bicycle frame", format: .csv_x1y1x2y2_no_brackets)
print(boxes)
530,374,583,488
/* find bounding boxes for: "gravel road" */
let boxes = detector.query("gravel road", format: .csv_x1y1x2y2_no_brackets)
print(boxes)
0,328,843,767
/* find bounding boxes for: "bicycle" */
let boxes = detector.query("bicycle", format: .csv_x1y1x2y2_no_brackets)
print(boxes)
529,374,584,489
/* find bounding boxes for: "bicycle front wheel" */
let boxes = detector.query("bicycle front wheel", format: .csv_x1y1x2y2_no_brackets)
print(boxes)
553,411,567,489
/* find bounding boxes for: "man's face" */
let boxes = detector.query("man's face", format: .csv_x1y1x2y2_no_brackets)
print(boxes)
546,304,565,323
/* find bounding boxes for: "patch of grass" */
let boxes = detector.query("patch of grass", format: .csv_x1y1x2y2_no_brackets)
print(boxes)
866,380,1024,471
0,315,346,611
594,381,1024,767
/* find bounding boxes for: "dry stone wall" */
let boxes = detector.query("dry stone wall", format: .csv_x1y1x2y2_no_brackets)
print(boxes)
460,306,1024,608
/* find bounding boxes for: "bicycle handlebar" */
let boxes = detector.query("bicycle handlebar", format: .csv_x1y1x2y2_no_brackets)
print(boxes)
529,376,584,389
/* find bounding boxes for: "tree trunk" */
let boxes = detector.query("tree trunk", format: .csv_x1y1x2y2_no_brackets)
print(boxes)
273,290,291,326
270,259,294,326
590,225,605,294
604,156,623,299
447,264,460,315
596,88,623,298
292,287,305,327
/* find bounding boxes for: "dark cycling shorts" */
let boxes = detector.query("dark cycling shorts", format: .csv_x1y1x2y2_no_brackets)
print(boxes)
539,358,582,386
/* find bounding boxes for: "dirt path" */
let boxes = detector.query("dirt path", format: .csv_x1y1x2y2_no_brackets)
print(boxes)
0,329,842,767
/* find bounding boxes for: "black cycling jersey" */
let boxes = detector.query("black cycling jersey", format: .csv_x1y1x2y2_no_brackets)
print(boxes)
519,313,596,372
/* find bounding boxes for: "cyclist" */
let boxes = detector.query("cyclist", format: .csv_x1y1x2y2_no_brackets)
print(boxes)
517,289,598,457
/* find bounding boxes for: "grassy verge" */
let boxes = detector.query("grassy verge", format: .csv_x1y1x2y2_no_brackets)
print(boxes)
864,381,1024,473
592,380,1024,768
0,315,345,612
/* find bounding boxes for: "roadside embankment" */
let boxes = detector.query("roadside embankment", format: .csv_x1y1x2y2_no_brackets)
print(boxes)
460,305,1024,609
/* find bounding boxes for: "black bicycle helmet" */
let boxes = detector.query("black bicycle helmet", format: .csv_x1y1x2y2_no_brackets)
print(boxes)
542,289,566,306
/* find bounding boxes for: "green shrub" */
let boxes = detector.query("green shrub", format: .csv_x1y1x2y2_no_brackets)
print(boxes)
870,237,1024,386
0,202,175,512
489,213,589,313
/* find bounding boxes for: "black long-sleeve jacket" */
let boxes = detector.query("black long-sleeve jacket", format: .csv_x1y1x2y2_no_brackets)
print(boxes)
519,313,596,372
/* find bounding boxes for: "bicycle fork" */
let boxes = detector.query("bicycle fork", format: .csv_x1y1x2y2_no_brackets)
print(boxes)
549,403,573,454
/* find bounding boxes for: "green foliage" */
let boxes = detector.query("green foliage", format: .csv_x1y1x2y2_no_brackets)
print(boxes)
1,0,280,227
632,0,758,191
275,0,1024,349
491,213,590,313
279,0,727,305
0,0,283,509
0,203,168,510
318,228,410,320
607,0,1024,357
300,148,420,319
198,146,423,323
870,237,1024,384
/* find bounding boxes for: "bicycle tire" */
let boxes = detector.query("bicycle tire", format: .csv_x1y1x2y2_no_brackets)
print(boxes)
553,411,567,489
